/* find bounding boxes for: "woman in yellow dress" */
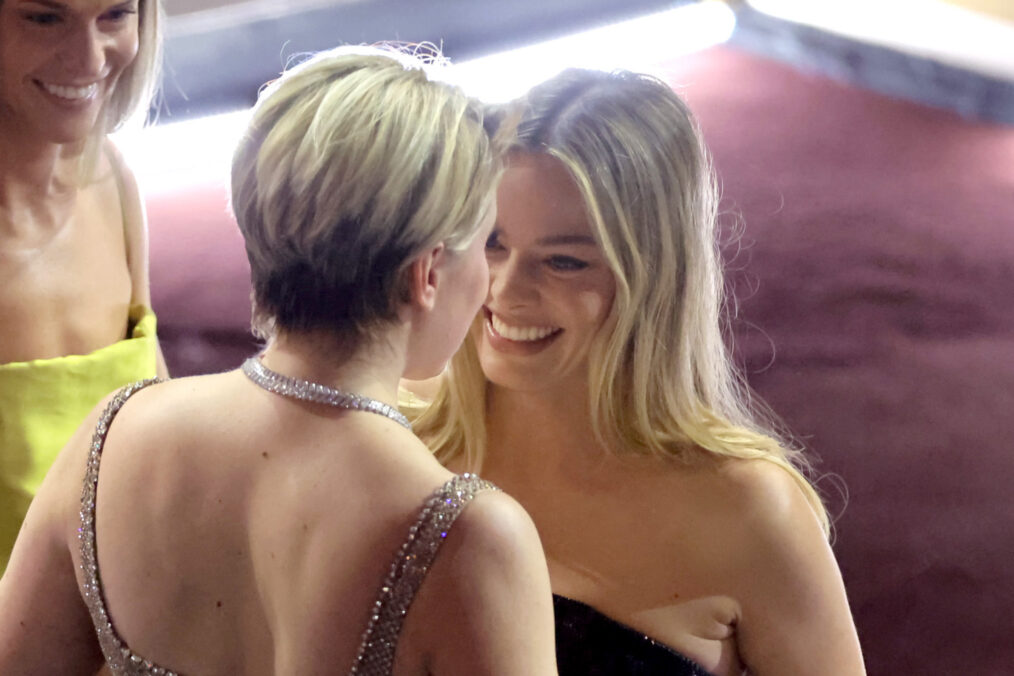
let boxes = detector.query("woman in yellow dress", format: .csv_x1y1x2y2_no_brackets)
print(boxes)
0,0,165,573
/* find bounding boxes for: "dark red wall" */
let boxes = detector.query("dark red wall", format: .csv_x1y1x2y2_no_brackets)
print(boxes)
665,47,1014,675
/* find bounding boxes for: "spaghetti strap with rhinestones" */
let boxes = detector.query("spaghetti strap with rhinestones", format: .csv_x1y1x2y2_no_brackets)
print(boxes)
79,378,178,676
80,380,494,676
349,473,498,675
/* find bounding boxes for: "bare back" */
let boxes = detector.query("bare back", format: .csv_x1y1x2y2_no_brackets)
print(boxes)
62,372,551,675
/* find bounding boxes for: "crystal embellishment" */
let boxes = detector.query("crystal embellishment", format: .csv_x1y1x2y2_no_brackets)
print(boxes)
79,378,180,675
79,375,491,675
349,473,496,675
241,357,411,429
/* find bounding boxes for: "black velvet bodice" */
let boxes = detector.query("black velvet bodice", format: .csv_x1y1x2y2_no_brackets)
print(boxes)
554,595,716,676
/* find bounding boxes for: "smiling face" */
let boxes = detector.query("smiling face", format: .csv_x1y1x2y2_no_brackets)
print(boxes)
0,0,140,145
477,152,617,395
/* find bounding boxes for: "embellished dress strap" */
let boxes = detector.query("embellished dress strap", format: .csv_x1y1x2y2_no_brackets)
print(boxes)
349,473,498,676
78,378,178,676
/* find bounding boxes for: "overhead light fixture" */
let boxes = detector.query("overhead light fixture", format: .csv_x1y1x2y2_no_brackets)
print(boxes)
114,1,735,192
746,0,1014,80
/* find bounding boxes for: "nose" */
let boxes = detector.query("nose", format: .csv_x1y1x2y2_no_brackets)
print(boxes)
59,23,110,79
488,253,539,308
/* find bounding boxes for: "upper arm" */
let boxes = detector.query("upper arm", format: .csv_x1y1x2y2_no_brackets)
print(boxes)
725,462,866,675
412,491,557,675
0,399,112,674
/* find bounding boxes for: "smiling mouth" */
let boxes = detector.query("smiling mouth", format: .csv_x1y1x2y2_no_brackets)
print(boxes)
487,311,561,343
37,80,99,101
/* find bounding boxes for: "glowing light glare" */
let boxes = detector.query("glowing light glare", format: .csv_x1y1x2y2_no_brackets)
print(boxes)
111,109,252,195
112,1,736,194
440,1,737,102
747,0,1014,80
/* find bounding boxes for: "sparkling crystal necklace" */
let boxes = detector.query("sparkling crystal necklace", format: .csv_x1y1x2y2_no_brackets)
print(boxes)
241,356,412,429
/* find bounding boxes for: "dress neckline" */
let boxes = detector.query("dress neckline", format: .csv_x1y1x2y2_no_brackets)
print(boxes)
552,593,716,676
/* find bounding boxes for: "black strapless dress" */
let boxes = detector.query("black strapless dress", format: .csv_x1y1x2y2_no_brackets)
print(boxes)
554,595,716,676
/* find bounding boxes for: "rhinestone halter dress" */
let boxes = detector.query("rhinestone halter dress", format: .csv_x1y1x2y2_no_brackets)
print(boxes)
79,379,496,675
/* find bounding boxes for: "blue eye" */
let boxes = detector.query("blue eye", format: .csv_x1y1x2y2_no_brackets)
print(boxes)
23,12,62,25
547,256,588,272
485,231,503,251
103,7,137,22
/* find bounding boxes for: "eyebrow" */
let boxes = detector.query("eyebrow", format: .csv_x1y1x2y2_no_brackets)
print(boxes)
18,0,67,8
18,0,137,10
18,0,68,7
536,234,598,247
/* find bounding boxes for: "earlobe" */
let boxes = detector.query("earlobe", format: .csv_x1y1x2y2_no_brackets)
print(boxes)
407,243,445,312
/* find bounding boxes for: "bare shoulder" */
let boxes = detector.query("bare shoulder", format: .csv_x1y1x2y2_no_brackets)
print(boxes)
703,458,831,584
445,488,546,571
408,488,557,675
708,459,866,674
716,457,823,530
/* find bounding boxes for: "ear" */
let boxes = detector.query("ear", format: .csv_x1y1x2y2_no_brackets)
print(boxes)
406,243,447,313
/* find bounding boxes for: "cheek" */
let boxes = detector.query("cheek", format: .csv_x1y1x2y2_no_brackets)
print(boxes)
113,30,140,70
576,291,603,320
576,287,613,327
466,250,490,308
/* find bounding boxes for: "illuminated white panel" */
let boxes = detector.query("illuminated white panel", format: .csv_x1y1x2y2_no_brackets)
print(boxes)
748,0,1014,80
113,109,251,195
113,2,735,193
441,1,736,102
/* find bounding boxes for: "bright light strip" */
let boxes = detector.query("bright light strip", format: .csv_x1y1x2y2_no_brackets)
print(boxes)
114,1,735,194
112,109,251,195
440,1,736,102
748,0,1014,80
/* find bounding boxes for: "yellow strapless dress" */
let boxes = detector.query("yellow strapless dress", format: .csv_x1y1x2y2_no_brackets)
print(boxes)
0,304,159,574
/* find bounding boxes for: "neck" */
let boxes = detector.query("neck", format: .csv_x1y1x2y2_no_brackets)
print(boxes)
483,382,616,482
0,132,81,219
259,326,409,411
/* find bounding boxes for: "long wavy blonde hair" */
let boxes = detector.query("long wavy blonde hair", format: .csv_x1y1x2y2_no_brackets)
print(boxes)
410,69,829,535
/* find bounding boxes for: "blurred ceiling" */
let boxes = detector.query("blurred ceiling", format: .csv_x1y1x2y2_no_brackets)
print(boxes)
156,0,1014,124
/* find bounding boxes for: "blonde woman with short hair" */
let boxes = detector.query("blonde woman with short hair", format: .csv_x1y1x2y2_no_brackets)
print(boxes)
412,69,865,675
0,47,556,676
0,0,167,574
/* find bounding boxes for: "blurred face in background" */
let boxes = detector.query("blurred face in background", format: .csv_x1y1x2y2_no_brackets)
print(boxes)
0,0,140,145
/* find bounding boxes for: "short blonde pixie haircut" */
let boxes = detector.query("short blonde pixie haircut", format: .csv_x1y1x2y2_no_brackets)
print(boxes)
232,47,510,345
413,69,830,535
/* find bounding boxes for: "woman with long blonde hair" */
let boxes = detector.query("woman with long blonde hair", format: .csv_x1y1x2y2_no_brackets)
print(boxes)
413,68,865,675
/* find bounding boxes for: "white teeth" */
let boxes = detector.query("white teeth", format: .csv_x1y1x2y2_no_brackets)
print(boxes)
41,82,98,100
490,314,558,342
